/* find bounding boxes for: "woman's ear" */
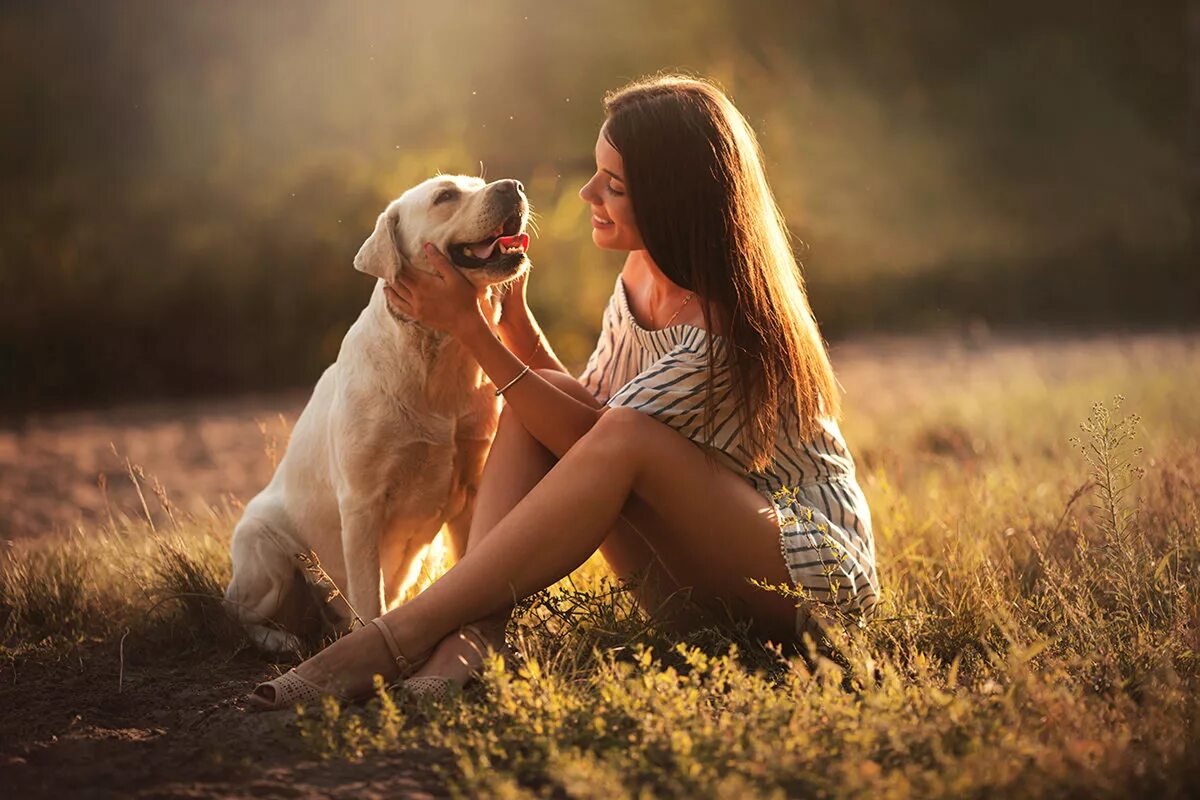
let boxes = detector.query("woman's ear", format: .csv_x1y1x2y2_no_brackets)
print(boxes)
353,207,403,281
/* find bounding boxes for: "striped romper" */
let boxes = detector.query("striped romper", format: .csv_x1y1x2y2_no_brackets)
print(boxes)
578,274,880,627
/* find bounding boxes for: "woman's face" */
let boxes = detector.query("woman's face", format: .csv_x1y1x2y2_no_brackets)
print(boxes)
579,124,644,251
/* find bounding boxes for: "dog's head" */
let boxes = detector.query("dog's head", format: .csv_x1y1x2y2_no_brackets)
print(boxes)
354,175,530,291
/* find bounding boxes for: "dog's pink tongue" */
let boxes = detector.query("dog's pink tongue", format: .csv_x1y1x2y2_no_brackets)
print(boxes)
467,233,528,260
497,233,529,253
465,231,528,260
468,239,501,260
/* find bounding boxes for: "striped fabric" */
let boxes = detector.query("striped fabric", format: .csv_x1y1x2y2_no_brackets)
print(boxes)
579,274,880,623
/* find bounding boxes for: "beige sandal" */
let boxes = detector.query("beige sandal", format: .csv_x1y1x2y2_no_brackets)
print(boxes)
401,623,512,701
248,617,427,711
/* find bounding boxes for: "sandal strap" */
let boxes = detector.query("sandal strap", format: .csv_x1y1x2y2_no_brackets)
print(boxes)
458,623,516,677
371,617,419,673
457,622,511,659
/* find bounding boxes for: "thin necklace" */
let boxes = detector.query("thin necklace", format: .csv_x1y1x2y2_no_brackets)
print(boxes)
656,291,695,329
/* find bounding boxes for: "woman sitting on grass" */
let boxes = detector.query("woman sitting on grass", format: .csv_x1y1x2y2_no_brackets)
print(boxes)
249,74,879,710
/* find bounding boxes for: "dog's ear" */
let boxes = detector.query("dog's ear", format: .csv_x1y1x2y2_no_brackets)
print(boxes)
354,207,403,281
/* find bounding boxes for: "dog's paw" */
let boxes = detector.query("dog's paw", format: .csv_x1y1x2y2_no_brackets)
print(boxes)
246,625,303,657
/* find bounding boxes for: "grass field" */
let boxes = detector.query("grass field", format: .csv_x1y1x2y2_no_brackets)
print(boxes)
2,332,1198,798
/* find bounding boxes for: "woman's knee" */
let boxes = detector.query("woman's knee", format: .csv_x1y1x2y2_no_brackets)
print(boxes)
576,407,655,463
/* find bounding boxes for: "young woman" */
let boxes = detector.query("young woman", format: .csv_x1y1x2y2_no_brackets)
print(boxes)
249,75,879,709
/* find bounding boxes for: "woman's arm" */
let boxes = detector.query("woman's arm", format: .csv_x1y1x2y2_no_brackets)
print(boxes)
496,273,569,374
459,320,604,459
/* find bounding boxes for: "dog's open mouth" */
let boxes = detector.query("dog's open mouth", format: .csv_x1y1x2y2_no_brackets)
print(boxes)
448,210,529,270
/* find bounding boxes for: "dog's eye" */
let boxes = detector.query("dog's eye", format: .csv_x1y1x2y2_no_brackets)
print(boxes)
433,189,459,205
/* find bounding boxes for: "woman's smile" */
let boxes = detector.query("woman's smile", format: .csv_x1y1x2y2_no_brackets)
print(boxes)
578,125,644,250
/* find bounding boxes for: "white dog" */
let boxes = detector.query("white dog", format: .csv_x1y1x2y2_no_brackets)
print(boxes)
225,175,530,653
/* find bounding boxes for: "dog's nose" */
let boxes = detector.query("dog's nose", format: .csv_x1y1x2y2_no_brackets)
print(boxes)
496,179,525,197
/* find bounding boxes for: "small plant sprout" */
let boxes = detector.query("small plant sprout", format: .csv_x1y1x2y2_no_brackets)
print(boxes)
297,549,365,629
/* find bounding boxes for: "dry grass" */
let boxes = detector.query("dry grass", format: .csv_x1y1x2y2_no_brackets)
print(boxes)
2,333,1198,798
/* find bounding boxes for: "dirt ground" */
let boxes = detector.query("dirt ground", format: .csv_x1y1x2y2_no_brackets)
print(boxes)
0,647,448,799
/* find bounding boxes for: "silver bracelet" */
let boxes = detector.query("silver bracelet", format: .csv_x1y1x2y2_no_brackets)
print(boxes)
495,364,532,396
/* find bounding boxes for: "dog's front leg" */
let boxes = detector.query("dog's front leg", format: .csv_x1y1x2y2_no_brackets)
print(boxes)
338,501,387,624
445,436,493,559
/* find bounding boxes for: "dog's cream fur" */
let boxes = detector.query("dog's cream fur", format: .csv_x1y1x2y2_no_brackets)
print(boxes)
225,175,529,653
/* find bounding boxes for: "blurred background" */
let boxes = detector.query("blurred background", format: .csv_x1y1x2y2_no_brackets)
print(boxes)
1,0,1196,414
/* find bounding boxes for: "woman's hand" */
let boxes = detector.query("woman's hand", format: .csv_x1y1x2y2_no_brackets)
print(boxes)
498,269,531,330
384,243,488,337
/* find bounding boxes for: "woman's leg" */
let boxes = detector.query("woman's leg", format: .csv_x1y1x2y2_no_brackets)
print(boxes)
411,370,686,682
279,403,795,700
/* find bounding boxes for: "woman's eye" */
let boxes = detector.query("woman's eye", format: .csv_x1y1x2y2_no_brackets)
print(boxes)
606,183,625,197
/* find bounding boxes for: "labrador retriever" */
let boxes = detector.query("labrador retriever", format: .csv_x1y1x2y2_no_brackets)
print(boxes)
224,175,530,653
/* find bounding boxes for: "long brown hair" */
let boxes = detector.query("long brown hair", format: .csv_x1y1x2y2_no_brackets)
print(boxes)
603,74,839,472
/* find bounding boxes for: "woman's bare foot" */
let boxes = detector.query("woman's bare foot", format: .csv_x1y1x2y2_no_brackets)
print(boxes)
408,620,508,688
249,619,414,707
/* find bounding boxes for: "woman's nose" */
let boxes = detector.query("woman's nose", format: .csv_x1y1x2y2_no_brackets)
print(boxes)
579,176,596,202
